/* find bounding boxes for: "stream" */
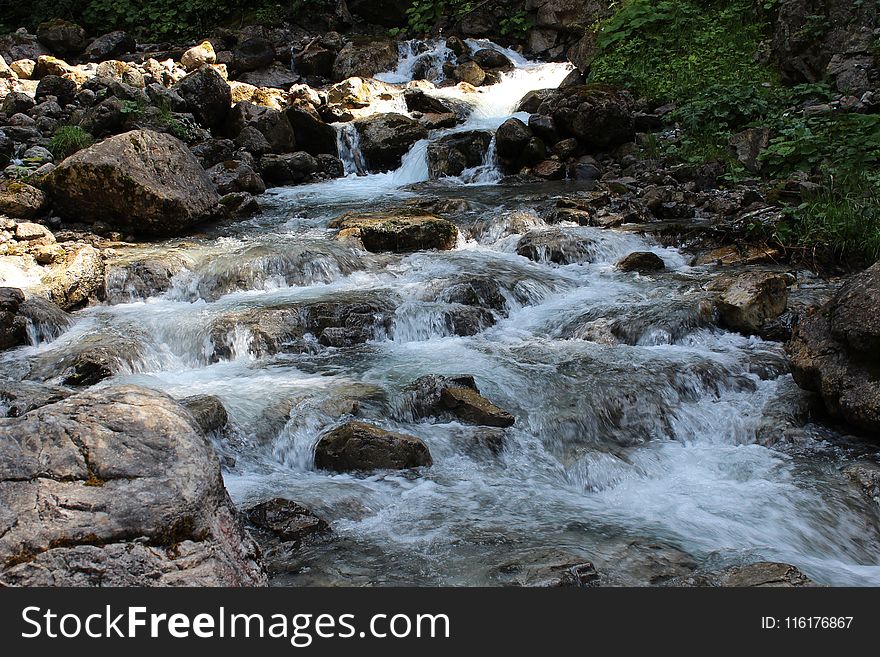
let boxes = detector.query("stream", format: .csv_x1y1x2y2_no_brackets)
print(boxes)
3,39,879,586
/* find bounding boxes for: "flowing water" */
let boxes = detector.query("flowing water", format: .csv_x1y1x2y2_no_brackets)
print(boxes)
3,41,879,586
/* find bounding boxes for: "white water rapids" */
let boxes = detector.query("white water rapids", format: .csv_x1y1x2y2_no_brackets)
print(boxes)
2,40,879,586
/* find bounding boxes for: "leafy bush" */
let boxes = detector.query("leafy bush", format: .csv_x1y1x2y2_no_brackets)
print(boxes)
48,125,94,159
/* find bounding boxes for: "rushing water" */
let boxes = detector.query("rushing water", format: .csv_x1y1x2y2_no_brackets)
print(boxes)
3,41,879,586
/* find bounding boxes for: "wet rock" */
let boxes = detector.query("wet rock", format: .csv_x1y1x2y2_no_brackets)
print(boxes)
354,113,428,172
844,462,880,507
175,66,232,131
0,287,27,350
495,117,532,160
83,31,132,61
454,61,486,86
244,498,329,542
617,251,665,273
180,394,229,434
208,160,266,195
712,272,789,335
220,192,261,217
406,374,515,427
295,44,336,79
0,181,47,219
30,331,144,386
104,253,191,303
330,212,457,253
0,385,267,586
531,159,566,180
0,380,71,417
181,41,216,71
437,277,507,312
314,421,432,472
673,562,814,587
787,262,880,433
259,152,318,185
537,85,634,150
286,102,338,156
36,19,87,57
233,37,276,73
516,228,597,265
472,48,514,71
41,244,104,310
427,130,492,178
45,130,222,237
494,549,599,587
332,40,398,80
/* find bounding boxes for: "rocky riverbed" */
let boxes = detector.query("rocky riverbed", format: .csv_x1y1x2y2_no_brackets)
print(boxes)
0,11,878,587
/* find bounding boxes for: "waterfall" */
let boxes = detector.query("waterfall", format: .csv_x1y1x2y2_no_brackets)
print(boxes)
375,39,457,84
335,122,366,176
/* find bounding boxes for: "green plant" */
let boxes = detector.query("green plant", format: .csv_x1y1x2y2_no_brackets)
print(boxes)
155,100,193,141
48,125,94,159
499,10,533,38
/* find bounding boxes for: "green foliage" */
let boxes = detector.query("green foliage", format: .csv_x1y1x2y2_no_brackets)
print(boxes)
499,10,533,38
48,125,94,159
589,0,772,104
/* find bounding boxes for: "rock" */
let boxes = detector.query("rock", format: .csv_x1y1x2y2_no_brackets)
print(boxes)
9,59,35,79
713,272,789,335
220,192,260,217
494,549,599,587
235,126,272,155
180,394,229,434
0,380,71,417
729,127,771,173
259,152,318,185
718,562,814,587
36,19,87,57
314,421,432,472
0,55,14,79
295,44,336,78
34,74,76,105
41,245,104,310
0,181,47,219
2,91,35,116
516,228,597,265
181,40,217,71
0,385,267,586
332,40,398,80
236,63,299,90
0,287,27,350
404,89,464,116
537,85,634,150
528,113,557,143
83,31,135,62
472,48,514,71
175,66,232,130
427,130,492,178
495,117,533,160
354,113,428,172
787,262,880,433
104,253,192,303
233,37,275,73
0,30,50,62
454,61,487,86
617,251,665,273
406,374,515,427
844,462,880,507
225,102,296,153
244,498,329,542
208,160,266,195
285,102,338,156
191,138,236,168
330,212,457,252
532,160,566,180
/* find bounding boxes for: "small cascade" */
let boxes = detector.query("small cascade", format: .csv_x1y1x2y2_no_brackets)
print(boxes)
458,135,502,184
335,123,366,176
376,39,456,84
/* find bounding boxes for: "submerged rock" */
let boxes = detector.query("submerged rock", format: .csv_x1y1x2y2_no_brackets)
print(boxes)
45,130,221,237
331,212,458,253
406,374,515,427
314,421,432,472
787,262,880,433
245,498,329,543
0,385,266,586
616,251,665,273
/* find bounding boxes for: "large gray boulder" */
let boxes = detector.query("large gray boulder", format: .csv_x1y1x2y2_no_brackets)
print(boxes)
536,85,635,150
0,385,267,586
45,130,222,237
175,66,232,131
354,113,428,172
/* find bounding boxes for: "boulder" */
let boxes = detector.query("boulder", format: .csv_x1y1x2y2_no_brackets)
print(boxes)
427,130,492,178
233,37,275,73
175,66,232,131
2,91,35,116
244,498,329,543
0,385,267,586
354,113,428,172
0,30,50,63
180,394,229,434
617,251,666,273
207,160,266,195
454,61,487,86
295,44,337,78
787,262,880,433
36,19,87,57
713,272,789,335
406,375,515,427
236,63,299,90
314,421,432,472
537,85,635,150
104,253,192,303
45,130,221,237
532,159,566,180
259,152,318,185
40,244,105,311
34,74,76,105
0,181,47,219
181,40,217,71
9,58,35,79
83,31,135,62
495,117,533,160
330,212,458,252
286,102,338,156
0,287,27,350
225,101,296,152
472,48,514,71
516,228,597,265
0,380,72,418
332,40,398,80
